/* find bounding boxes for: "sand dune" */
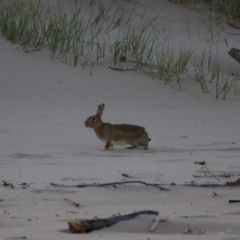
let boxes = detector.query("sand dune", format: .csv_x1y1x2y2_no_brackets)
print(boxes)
1,0,240,239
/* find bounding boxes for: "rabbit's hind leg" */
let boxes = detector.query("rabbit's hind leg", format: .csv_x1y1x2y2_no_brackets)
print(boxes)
138,142,148,150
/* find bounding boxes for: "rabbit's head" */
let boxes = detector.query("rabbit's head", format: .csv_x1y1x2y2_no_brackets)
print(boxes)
84,103,105,129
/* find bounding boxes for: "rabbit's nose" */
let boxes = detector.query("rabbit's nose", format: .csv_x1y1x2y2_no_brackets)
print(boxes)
84,121,89,127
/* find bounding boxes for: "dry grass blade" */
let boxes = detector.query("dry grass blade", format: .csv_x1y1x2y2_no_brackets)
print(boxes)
195,166,221,182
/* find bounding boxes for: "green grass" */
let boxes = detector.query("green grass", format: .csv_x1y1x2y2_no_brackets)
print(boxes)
0,0,240,100
204,0,240,18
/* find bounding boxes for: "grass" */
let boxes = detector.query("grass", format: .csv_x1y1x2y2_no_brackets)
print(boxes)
154,45,194,90
204,0,240,18
0,0,111,66
0,0,240,99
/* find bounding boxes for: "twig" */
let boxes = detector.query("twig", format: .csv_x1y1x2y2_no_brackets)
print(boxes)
194,161,206,165
50,181,170,191
192,175,202,178
149,215,160,232
64,198,81,208
108,66,124,71
229,200,240,203
184,177,240,187
184,182,226,187
195,167,220,182
5,237,27,240
122,173,132,178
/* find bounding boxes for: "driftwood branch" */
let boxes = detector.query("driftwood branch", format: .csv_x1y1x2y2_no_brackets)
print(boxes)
50,181,171,191
184,178,240,187
68,210,159,233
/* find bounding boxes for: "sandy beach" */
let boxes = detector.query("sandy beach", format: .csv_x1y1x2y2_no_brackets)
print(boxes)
1,0,240,239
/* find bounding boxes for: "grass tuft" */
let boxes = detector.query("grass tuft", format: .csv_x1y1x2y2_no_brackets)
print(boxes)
0,0,239,99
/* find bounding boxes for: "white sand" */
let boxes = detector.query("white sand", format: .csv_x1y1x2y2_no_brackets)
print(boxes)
1,0,240,239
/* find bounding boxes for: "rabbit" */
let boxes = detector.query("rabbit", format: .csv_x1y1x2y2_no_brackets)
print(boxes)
84,104,150,150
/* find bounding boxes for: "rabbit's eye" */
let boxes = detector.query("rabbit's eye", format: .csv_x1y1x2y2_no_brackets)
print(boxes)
91,117,96,122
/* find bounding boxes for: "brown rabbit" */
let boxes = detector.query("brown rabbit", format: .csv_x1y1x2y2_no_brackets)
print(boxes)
84,104,150,150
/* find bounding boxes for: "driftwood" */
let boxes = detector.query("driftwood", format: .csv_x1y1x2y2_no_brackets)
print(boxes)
229,200,240,203
228,48,240,64
50,181,171,191
184,178,240,187
184,182,226,187
68,210,159,233
51,177,240,189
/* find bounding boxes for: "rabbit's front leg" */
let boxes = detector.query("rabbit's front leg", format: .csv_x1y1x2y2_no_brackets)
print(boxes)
104,141,113,150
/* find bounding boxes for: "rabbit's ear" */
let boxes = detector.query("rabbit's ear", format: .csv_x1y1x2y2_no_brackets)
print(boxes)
97,103,105,117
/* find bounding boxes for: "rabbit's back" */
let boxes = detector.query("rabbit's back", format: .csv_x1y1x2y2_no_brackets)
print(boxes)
97,123,149,144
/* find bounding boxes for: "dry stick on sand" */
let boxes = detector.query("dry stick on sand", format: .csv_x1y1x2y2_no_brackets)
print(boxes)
64,198,81,208
194,161,206,165
68,210,159,233
108,66,125,71
50,181,171,191
184,180,240,187
194,166,221,182
229,200,240,203
121,173,132,178
186,166,240,187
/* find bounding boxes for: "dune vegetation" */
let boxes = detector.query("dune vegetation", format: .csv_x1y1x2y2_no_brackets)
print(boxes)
0,0,240,99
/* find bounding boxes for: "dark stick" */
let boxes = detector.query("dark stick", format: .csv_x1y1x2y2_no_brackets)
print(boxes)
108,66,125,71
64,198,81,208
229,200,240,203
51,181,170,191
184,182,226,187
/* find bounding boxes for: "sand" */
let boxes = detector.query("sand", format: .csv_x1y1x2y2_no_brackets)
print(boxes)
1,0,240,239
